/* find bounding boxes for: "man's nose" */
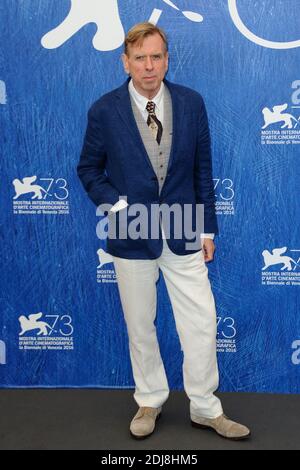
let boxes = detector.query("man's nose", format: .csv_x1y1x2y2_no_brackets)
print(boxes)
145,56,154,70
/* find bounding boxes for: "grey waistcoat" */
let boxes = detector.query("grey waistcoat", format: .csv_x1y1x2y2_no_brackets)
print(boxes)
130,87,173,195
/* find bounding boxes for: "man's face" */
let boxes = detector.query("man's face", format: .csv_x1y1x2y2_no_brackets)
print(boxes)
122,33,169,99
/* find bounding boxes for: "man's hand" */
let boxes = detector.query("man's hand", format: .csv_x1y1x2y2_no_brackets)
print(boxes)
201,238,215,262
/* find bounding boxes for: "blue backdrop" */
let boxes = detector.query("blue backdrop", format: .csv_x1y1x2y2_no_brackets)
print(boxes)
1,0,300,392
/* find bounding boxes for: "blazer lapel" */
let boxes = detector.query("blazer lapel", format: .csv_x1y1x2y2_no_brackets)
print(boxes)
114,79,157,176
163,79,186,174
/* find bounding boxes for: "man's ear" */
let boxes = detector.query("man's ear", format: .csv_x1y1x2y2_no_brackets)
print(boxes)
165,51,169,72
122,53,129,74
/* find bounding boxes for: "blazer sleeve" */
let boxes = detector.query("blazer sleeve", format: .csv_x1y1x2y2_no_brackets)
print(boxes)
194,97,219,235
77,103,120,208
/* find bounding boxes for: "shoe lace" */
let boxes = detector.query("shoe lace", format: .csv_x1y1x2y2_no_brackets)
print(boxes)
139,407,157,417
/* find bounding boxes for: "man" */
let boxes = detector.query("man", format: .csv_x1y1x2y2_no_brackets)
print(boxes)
77,22,250,441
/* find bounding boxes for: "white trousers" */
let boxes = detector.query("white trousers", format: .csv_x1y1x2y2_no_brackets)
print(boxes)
112,236,223,419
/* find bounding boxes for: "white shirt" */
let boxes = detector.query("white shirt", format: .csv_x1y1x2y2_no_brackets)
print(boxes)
128,78,164,125
110,79,214,241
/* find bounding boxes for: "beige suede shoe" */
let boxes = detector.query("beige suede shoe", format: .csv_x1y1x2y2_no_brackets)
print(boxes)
191,413,251,440
130,406,162,439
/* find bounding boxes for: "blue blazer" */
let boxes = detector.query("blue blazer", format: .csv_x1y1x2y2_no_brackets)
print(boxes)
77,78,218,259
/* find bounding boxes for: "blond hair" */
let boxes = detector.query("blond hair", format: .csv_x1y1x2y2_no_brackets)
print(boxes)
124,22,168,56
